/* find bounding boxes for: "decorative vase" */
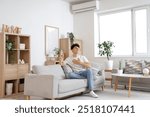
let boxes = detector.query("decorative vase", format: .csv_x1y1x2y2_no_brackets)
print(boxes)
6,83,13,95
143,68,149,76
105,60,113,70
118,69,123,74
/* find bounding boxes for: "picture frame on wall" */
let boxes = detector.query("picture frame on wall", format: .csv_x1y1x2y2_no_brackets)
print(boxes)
45,25,59,56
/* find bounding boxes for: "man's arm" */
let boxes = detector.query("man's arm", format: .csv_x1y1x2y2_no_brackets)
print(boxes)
72,58,91,68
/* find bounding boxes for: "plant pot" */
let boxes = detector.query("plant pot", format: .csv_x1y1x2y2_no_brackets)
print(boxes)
105,60,113,70
118,69,123,74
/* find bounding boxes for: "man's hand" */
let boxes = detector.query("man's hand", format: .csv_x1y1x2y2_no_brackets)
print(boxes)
72,58,91,68
72,58,81,65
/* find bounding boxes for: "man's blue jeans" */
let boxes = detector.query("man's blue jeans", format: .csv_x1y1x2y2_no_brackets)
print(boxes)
68,68,94,90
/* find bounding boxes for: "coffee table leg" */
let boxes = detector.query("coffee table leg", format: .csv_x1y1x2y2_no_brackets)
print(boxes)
114,77,118,92
128,77,132,97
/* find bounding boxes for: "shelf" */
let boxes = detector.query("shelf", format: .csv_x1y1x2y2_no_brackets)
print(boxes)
0,32,30,98
19,49,30,51
5,51,18,64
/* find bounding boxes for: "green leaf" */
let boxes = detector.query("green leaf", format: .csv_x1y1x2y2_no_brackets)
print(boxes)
97,41,115,60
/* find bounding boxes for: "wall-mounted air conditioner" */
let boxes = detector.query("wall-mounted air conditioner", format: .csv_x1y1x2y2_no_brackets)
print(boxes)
72,1,100,13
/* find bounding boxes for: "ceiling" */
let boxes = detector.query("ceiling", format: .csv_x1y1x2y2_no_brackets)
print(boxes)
63,0,94,4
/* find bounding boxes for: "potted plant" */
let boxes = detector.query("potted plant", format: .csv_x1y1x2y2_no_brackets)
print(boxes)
67,32,75,45
6,40,14,50
53,48,64,61
98,41,115,70
6,40,15,64
53,48,61,57
118,60,123,74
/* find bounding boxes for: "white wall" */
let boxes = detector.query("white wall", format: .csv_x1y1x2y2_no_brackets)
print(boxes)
74,11,95,60
74,0,150,69
0,0,73,66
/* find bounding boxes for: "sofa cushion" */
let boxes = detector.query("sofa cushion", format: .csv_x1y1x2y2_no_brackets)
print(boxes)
59,79,87,93
32,64,65,79
62,64,73,78
124,60,143,74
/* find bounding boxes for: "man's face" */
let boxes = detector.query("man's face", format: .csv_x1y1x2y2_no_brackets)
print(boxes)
71,46,80,54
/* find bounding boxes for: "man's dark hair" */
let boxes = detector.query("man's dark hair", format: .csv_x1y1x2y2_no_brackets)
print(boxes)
71,43,80,50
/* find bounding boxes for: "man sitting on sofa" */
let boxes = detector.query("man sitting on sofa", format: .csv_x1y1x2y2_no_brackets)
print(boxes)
60,43,98,98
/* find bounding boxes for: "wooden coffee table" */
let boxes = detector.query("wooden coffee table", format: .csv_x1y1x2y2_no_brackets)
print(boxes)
112,73,150,97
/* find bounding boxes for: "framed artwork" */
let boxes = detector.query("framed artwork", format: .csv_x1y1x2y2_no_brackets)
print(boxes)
45,25,59,56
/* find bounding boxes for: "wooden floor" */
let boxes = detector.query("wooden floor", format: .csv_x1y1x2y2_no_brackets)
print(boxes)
1,93,26,100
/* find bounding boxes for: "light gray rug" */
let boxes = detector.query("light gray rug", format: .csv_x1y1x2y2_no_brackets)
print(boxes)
66,87,150,100
29,85,150,100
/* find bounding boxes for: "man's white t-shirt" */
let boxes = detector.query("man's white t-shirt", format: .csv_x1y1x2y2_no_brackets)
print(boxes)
64,54,89,72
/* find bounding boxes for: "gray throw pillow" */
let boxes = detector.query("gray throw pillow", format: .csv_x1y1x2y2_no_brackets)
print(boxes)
91,62,102,80
62,64,73,78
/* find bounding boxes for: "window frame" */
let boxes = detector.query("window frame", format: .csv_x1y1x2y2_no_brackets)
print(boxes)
96,6,150,58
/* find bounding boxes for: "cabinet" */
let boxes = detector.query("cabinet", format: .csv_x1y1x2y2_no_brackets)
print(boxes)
59,38,82,59
0,32,30,97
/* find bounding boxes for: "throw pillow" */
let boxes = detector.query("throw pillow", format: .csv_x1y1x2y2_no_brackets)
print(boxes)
91,62,102,80
144,61,150,74
62,64,73,78
32,64,66,79
124,60,143,74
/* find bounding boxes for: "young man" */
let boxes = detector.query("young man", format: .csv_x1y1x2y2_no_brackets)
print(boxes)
61,43,98,98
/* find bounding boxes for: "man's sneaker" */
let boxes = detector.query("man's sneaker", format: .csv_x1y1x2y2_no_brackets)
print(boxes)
89,91,99,98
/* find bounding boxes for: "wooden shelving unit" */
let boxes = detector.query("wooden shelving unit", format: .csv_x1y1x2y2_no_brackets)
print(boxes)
0,32,30,98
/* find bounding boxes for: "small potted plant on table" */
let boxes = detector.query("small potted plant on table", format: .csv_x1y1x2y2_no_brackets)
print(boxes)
118,60,123,74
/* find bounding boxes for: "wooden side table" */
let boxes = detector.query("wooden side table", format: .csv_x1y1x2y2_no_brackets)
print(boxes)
105,69,113,87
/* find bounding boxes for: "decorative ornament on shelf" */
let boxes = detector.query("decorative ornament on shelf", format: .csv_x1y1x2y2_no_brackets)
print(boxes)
143,68,149,76
20,43,25,50
2,24,22,34
18,59,25,64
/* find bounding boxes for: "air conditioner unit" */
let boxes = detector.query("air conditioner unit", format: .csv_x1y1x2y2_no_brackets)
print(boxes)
72,1,100,13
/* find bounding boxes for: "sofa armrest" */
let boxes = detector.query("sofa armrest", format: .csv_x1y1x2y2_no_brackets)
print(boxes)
24,74,59,99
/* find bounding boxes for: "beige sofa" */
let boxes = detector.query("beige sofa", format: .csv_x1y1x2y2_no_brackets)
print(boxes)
24,64,105,99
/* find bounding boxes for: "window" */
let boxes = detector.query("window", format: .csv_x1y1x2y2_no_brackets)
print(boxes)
134,9,148,54
99,11,132,56
97,7,149,57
